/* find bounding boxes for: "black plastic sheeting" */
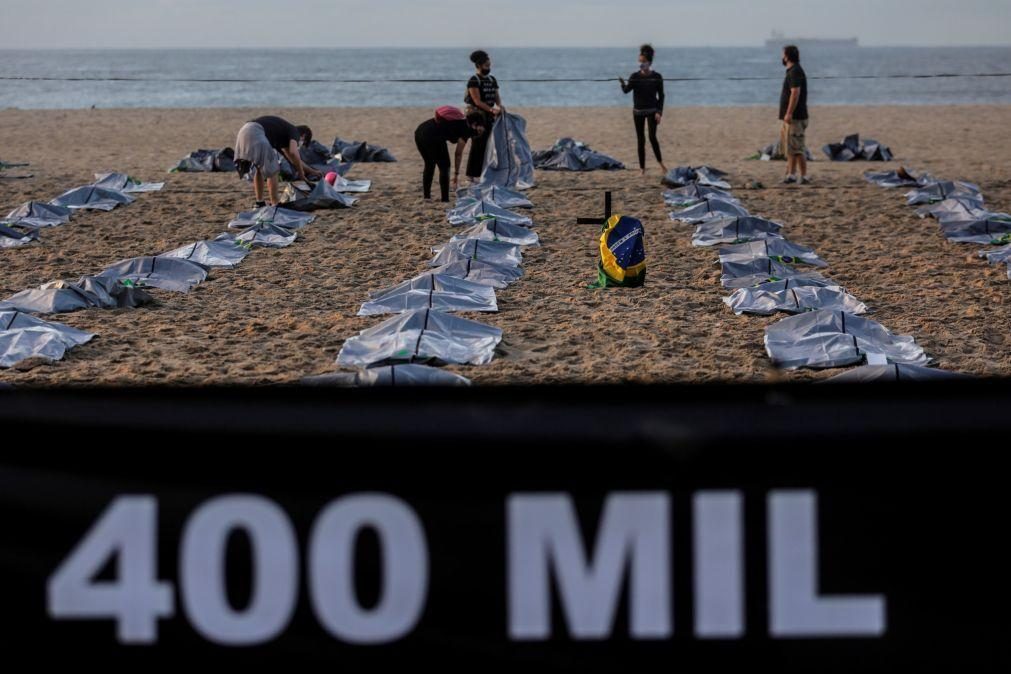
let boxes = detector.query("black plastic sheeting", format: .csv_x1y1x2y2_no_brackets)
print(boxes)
169,148,236,173
822,134,893,161
532,138,624,171
331,137,396,162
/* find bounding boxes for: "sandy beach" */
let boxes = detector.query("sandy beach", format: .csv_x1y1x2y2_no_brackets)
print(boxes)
1,105,1010,385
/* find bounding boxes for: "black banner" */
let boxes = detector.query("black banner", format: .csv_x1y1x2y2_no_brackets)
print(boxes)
1,383,1009,671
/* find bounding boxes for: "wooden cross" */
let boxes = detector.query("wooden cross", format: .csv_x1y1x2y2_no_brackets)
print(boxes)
576,191,612,225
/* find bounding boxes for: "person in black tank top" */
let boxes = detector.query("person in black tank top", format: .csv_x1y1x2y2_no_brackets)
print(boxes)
464,50,504,181
620,44,669,176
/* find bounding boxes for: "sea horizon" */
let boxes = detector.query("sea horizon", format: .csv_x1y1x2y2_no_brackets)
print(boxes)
2,46,1009,109
2,44,1011,50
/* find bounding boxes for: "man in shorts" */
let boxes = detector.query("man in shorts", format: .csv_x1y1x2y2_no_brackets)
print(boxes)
779,45,810,185
234,115,321,207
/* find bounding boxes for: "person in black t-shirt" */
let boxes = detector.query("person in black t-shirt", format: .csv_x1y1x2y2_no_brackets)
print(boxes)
415,109,487,202
464,50,504,181
234,115,322,207
778,46,810,185
620,44,668,176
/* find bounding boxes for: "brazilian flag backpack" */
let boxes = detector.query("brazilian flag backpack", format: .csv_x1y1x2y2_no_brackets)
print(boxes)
590,214,646,288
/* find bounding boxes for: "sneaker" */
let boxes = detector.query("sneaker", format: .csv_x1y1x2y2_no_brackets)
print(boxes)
254,200,267,208
800,176,812,185
782,175,797,184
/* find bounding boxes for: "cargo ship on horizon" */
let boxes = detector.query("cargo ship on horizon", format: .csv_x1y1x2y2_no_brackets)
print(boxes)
765,30,859,48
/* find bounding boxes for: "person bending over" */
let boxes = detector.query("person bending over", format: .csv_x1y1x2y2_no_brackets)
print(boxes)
415,107,487,202
464,50,504,183
620,44,668,176
234,115,321,207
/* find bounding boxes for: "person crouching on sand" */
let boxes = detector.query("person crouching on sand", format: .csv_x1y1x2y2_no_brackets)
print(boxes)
620,44,668,177
415,107,487,202
234,115,321,207
779,45,810,185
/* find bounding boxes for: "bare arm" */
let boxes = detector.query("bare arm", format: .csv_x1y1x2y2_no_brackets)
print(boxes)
784,87,800,122
282,141,308,180
469,87,496,115
284,140,321,179
453,139,468,188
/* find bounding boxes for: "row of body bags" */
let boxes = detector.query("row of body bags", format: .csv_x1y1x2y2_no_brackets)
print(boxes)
6,183,363,313
319,118,538,385
860,167,1002,378
2,172,174,367
1,172,165,249
668,182,866,318
169,139,394,175
902,175,1011,245
760,164,999,378
869,168,1011,280
4,149,376,367
0,203,321,368
757,168,979,377
337,200,537,369
668,169,947,378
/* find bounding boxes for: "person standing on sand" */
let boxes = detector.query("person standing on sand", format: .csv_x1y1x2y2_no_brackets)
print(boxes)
465,50,505,183
619,44,668,177
779,45,810,185
234,115,321,207
415,107,487,202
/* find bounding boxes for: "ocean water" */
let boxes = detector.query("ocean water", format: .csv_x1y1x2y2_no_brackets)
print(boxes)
0,47,1009,109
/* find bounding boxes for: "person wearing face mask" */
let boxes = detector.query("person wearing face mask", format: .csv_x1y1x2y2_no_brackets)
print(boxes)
415,107,487,202
779,45,810,185
464,50,504,182
620,44,668,176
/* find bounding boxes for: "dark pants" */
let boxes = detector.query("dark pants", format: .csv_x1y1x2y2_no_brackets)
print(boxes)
634,111,663,169
415,129,451,201
466,116,493,179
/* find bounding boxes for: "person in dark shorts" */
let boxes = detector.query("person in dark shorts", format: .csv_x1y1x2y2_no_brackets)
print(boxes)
234,115,321,206
620,44,668,176
778,45,810,185
415,108,487,202
464,50,504,182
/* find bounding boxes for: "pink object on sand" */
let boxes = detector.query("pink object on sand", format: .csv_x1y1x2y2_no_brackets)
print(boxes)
435,105,466,123
325,172,338,186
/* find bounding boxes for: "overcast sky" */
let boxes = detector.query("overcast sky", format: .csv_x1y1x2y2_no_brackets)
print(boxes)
1,0,1008,49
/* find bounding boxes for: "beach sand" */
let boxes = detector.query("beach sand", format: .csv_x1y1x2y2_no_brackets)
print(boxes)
1,105,1009,385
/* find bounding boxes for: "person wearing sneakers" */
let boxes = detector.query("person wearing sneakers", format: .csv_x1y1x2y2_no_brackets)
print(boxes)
779,45,810,185
234,115,321,207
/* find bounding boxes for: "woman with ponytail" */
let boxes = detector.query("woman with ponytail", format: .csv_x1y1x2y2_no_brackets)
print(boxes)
464,50,504,182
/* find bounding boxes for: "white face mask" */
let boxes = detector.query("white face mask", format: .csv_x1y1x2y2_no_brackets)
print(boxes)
639,62,651,72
